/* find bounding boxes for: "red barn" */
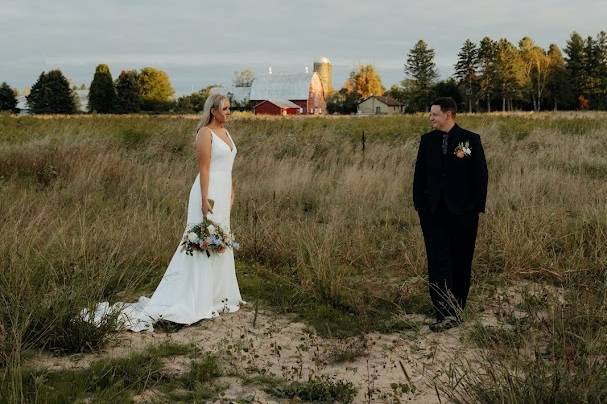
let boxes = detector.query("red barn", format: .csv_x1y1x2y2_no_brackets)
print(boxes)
249,72,326,115
253,99,301,115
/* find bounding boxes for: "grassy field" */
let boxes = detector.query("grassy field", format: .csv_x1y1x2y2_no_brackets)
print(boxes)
1,112,606,402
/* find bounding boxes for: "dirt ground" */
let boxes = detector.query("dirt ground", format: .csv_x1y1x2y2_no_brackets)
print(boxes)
29,282,560,403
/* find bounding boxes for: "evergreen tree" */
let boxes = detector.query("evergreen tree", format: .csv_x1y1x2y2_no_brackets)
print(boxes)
404,40,438,111
454,39,479,112
115,70,141,114
26,70,77,114
593,31,607,108
478,37,497,112
433,78,463,106
88,64,116,113
564,31,587,108
583,36,601,108
0,82,18,112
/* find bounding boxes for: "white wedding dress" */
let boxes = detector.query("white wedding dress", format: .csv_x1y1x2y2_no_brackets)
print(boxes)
88,129,243,332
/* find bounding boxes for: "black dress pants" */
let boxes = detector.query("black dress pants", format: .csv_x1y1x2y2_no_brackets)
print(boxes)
418,200,479,320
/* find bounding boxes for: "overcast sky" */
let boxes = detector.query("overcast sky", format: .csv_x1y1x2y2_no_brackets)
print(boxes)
2,0,606,95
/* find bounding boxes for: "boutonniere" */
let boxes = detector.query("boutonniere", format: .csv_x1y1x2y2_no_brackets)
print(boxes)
454,141,472,158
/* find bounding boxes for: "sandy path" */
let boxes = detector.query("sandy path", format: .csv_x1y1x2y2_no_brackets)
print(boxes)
30,302,486,403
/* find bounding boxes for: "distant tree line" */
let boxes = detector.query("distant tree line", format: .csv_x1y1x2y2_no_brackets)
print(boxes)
1,65,215,115
327,30,607,114
3,30,606,114
4,65,255,115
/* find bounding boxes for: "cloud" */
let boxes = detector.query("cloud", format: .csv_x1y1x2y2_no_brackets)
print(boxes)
2,0,606,91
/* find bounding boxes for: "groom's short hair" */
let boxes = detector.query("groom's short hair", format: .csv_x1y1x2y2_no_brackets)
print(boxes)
431,97,457,117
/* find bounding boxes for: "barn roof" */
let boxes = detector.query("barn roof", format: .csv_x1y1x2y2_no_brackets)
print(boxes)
210,85,251,104
359,95,403,107
255,99,301,109
249,72,315,101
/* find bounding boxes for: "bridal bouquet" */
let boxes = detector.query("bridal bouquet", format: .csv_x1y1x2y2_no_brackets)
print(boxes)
181,218,240,257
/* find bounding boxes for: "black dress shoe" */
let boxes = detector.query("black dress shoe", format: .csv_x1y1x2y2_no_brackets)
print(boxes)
429,316,461,332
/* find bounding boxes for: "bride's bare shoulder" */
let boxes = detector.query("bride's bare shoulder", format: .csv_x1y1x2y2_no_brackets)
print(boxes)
195,126,212,145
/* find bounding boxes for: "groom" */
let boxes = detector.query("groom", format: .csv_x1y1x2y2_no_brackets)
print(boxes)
412,97,488,332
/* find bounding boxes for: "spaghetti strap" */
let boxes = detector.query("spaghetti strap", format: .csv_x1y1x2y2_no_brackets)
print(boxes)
225,129,233,142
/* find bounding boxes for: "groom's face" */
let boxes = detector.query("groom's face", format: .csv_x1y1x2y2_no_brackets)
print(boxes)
430,105,451,131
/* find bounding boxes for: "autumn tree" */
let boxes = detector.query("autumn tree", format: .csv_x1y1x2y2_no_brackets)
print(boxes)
347,64,385,99
138,67,175,111
494,38,520,111
546,44,572,110
518,37,551,111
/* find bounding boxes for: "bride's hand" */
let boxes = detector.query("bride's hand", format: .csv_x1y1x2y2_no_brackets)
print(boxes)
202,199,214,217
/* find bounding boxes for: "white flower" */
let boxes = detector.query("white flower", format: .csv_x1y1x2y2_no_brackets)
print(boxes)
187,232,199,243
207,224,216,233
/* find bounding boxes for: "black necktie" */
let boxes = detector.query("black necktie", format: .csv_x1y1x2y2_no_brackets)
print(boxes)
442,134,448,155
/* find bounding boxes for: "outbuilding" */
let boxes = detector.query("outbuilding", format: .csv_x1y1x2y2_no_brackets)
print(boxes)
357,95,405,115
253,99,302,115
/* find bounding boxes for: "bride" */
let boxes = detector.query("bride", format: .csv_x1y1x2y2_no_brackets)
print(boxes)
90,94,244,332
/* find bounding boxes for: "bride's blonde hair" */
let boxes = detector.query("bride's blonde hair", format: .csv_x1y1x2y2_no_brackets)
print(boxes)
195,94,229,134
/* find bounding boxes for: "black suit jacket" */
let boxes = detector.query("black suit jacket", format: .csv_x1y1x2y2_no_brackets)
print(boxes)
413,124,488,214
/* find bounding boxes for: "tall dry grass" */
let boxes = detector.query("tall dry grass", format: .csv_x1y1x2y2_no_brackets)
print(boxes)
1,112,606,401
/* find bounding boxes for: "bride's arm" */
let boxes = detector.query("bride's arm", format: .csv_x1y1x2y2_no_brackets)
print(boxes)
196,127,213,217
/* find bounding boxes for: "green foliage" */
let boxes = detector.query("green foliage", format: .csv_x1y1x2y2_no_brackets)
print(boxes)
138,67,175,111
26,70,77,114
88,64,116,113
478,36,497,112
404,40,438,111
385,84,407,105
265,375,356,403
433,78,463,107
174,86,214,113
0,82,18,112
565,32,588,104
326,88,360,114
181,354,223,390
454,39,480,112
546,44,573,110
114,70,141,114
